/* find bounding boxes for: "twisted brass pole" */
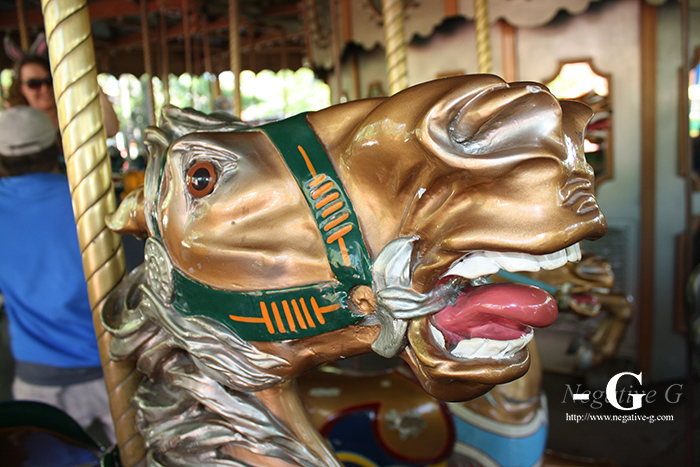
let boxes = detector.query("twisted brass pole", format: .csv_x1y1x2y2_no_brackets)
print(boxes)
15,0,29,50
40,1,145,466
381,0,408,94
140,0,155,125
474,0,492,74
229,0,242,117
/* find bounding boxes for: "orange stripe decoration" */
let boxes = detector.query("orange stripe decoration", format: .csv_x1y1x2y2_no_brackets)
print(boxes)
261,113,372,289
310,297,340,325
315,192,340,209
230,303,275,334
232,296,342,336
291,300,308,330
337,236,351,266
299,298,316,328
281,300,296,332
321,201,344,218
311,181,334,199
323,212,349,232
327,224,353,244
271,302,286,333
309,173,327,188
297,145,317,177
228,315,268,325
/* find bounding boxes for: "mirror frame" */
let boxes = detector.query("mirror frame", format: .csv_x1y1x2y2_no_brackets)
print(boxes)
680,46,700,191
543,58,614,188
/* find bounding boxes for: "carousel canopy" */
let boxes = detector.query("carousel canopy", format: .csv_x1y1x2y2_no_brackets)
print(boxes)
0,0,680,77
0,0,308,76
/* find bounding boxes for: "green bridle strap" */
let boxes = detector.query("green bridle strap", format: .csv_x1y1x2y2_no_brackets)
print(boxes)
261,112,372,287
169,112,373,342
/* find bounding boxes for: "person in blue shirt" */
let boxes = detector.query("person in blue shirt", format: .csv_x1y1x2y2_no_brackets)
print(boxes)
0,106,115,443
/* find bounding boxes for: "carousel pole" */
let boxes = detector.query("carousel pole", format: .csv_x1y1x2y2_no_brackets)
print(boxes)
15,0,29,50
229,0,242,117
330,0,342,103
202,14,216,110
381,0,408,94
302,0,314,69
182,0,194,107
474,0,492,73
160,0,170,104
40,1,146,466
140,0,155,125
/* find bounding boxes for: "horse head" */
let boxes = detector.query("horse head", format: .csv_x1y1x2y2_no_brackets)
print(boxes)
104,74,606,466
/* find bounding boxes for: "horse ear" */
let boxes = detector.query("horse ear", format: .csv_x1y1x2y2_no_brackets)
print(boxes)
106,186,149,238
28,32,47,58
4,35,26,62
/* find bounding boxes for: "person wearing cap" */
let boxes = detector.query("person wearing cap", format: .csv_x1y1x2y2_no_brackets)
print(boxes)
0,106,115,443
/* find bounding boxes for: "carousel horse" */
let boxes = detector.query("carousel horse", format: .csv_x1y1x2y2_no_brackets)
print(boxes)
102,74,607,466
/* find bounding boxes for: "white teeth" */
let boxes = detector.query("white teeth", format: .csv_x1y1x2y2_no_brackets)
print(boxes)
566,244,582,262
430,325,533,360
444,243,582,280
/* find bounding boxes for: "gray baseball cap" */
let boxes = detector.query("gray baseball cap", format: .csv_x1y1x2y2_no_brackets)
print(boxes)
0,106,57,157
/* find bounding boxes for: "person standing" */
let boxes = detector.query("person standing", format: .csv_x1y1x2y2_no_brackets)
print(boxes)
0,106,115,443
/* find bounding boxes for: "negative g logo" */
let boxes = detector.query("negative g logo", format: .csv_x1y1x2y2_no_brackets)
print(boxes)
606,372,644,411
566,372,683,410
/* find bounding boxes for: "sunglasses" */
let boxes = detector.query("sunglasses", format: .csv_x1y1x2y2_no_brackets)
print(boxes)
22,77,53,90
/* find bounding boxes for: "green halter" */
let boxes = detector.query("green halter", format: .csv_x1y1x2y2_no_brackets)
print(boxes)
164,113,373,342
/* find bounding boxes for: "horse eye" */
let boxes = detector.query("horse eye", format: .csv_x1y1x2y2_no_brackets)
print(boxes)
186,161,217,198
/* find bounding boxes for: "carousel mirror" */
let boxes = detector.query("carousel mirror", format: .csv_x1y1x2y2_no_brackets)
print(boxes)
687,47,700,190
545,59,613,187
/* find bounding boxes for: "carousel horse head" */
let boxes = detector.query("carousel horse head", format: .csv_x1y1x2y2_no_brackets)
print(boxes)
104,74,606,466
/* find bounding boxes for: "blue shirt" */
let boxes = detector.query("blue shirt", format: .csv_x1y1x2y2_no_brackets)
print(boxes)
0,173,101,369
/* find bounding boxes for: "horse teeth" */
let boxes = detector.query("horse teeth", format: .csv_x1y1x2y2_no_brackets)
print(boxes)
429,325,534,360
443,243,582,280
566,244,582,262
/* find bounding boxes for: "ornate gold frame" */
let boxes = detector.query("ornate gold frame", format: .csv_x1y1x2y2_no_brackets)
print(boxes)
680,47,700,191
543,58,614,188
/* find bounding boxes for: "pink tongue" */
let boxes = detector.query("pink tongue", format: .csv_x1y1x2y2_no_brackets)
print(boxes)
433,282,557,342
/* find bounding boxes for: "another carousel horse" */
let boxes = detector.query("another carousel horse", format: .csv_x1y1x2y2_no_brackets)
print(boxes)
496,253,633,371
102,75,607,466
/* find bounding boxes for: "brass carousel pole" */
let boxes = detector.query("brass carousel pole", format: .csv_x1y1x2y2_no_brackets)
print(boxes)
40,1,146,466
381,0,408,94
330,0,342,103
140,0,155,125
15,0,29,50
182,0,194,107
229,0,242,117
202,14,216,108
474,0,492,73
160,0,170,104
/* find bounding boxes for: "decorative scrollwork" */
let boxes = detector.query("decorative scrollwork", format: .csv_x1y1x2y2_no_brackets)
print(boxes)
144,238,174,304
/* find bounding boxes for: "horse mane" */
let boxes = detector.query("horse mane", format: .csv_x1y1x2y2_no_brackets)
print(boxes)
102,251,326,467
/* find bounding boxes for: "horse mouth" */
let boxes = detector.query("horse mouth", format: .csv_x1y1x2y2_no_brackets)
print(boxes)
370,239,581,401
426,246,579,357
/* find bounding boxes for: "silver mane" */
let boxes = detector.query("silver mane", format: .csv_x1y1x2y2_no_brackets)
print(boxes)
102,239,325,467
